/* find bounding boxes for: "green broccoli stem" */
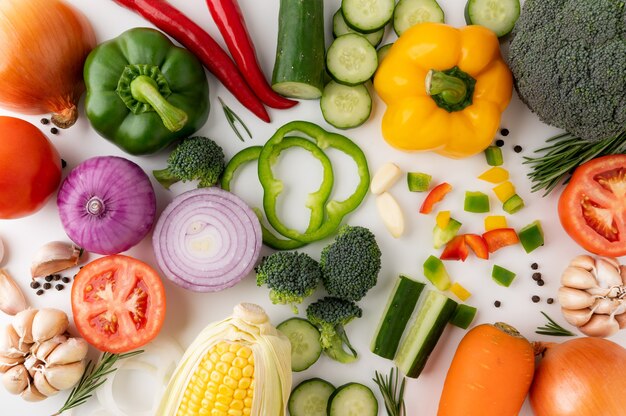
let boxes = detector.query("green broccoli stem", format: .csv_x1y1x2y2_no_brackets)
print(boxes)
130,75,188,132
152,168,180,189
324,326,358,364
426,66,476,112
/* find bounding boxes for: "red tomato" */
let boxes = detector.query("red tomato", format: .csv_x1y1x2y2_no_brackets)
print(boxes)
72,255,166,353
0,116,61,219
558,155,626,257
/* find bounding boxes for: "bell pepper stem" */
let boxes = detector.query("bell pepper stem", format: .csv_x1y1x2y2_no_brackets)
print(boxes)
426,70,467,105
130,75,188,132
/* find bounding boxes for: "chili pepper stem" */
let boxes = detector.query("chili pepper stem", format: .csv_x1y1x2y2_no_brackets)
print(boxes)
130,75,188,132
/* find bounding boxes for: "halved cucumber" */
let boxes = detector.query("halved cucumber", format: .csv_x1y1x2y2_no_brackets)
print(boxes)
341,0,394,33
333,10,385,47
465,0,520,37
320,81,372,129
277,318,322,372
288,378,335,416
393,0,445,36
326,34,378,86
327,383,378,416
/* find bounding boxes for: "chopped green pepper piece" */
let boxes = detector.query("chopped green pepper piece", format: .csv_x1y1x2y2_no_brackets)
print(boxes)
450,304,477,329
259,121,370,243
464,191,490,213
518,220,544,253
503,194,525,214
407,172,432,192
492,265,516,287
484,146,503,166
423,255,451,291
433,218,462,249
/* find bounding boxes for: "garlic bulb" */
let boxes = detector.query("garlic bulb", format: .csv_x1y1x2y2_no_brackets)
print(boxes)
560,255,626,337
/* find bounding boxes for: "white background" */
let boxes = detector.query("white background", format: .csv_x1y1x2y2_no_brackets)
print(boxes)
0,0,624,415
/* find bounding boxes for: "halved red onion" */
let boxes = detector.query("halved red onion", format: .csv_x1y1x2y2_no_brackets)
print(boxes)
152,188,262,292
57,156,156,255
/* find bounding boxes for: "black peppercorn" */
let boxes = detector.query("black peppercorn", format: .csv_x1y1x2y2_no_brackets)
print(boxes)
53,274,61,281
43,283,52,290
50,127,59,135
513,145,523,153
55,284,64,291
61,159,67,169
531,263,539,270
36,289,44,296
495,139,504,147
532,295,541,303
30,281,41,289
62,277,71,284
532,272,542,281
45,275,53,282
40,118,49,125
537,279,545,286
500,128,509,136
494,300,501,308
547,298,554,304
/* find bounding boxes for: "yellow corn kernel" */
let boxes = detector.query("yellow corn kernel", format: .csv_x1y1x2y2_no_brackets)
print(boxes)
493,181,516,203
484,215,508,231
238,378,251,390
478,167,509,183
450,282,471,301
242,365,254,378
228,410,243,416
436,211,450,229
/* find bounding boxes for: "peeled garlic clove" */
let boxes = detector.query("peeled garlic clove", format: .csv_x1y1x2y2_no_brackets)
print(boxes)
570,254,595,271
20,383,47,402
33,370,59,397
2,364,28,394
0,270,26,316
13,308,37,345
30,241,82,278
595,258,623,288
558,287,595,309
376,192,405,238
45,360,85,391
35,335,67,362
31,308,69,343
370,162,402,195
46,338,88,365
560,266,598,290
0,325,24,358
591,298,620,315
561,307,593,327
579,313,620,338
0,355,24,374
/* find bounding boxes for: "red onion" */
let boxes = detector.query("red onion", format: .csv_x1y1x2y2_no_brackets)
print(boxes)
153,188,262,292
57,156,156,254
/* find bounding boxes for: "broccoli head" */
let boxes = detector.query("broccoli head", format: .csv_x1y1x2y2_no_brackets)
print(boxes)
320,225,381,301
306,296,362,363
255,251,321,313
508,0,626,142
153,136,225,189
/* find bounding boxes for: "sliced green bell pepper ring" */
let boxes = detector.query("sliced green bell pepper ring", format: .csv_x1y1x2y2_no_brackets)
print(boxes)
258,121,370,243
84,28,210,155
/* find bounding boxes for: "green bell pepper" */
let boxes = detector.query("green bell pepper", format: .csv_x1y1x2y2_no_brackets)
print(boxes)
84,28,210,155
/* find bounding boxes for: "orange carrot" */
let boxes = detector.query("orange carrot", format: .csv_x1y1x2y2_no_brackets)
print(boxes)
437,323,535,416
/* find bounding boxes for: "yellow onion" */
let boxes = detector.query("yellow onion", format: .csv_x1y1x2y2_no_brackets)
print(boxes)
530,337,626,416
0,0,96,128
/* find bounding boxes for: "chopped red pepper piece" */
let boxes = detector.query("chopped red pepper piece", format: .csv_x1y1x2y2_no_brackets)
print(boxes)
482,228,519,253
420,182,453,214
440,235,469,261
464,234,489,259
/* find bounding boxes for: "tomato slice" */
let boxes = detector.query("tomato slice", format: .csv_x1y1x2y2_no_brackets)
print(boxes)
71,255,166,353
558,155,626,257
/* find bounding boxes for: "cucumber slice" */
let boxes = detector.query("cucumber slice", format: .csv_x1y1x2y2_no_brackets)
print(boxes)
288,378,335,416
327,34,378,86
465,0,520,37
341,0,394,33
377,43,394,66
333,10,385,47
395,291,457,378
277,318,322,372
320,81,372,129
371,275,426,359
328,383,378,416
393,0,445,37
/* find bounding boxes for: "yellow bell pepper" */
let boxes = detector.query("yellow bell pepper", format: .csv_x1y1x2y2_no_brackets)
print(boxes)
374,23,513,159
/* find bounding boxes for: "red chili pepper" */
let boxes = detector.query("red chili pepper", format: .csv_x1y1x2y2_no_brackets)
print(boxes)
112,0,270,122
440,235,469,261
206,0,297,110
464,234,489,259
482,228,519,253
420,182,453,214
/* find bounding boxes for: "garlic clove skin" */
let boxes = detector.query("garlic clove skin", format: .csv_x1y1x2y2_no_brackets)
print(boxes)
599,256,621,270
0,354,24,374
30,241,82,278
2,364,28,395
31,308,69,343
594,258,623,288
615,313,626,329
579,313,620,338
20,383,47,402
0,237,4,265
569,254,595,271
12,308,37,345
44,360,85,391
560,266,598,290
23,354,43,378
46,337,88,365
561,307,593,327
591,298,620,315
34,334,67,362
620,266,626,285
33,370,59,397
0,269,27,316
0,325,25,358
558,287,595,310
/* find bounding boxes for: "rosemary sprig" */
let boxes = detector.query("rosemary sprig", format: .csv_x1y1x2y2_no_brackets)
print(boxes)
373,367,406,416
536,311,576,337
219,97,252,142
523,131,626,195
52,350,143,415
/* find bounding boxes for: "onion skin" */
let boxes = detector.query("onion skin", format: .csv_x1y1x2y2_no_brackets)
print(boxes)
530,338,626,416
0,0,96,128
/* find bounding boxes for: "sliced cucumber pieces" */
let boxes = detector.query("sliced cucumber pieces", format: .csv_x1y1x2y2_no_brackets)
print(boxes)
288,378,335,416
393,0,445,36
465,0,520,37
327,34,378,85
321,81,372,129
377,43,393,66
341,0,394,33
328,383,378,416
333,10,385,47
277,318,322,372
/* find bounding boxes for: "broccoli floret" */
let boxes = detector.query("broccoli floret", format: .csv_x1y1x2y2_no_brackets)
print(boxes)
255,252,321,313
153,137,225,189
508,0,626,142
320,225,381,302
306,296,362,363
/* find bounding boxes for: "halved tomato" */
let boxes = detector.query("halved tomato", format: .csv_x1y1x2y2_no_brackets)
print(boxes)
71,255,166,353
558,155,626,257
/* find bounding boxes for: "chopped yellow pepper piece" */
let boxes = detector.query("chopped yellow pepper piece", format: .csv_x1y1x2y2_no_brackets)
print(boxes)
493,181,516,203
484,215,508,231
450,282,471,301
478,167,509,183
436,210,451,229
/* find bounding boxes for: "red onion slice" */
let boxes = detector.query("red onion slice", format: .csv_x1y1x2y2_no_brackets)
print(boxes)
153,188,262,292
57,156,156,255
